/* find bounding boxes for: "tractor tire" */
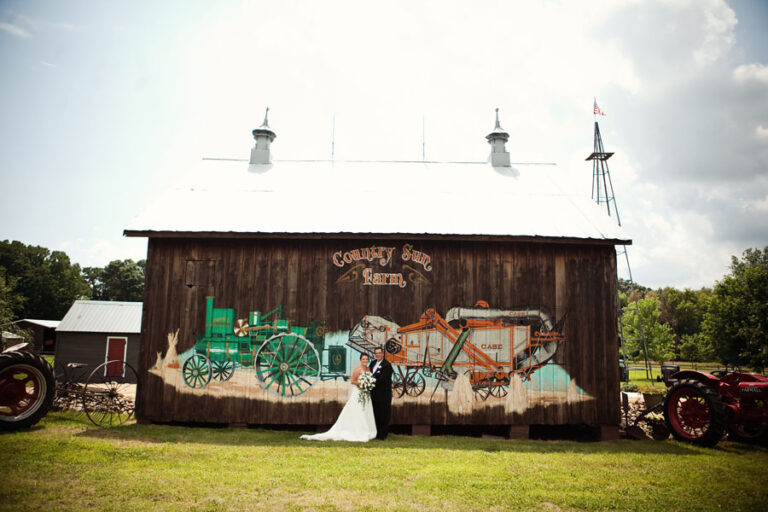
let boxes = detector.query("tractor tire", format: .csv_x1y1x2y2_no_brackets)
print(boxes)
0,350,55,431
727,423,768,445
664,378,725,447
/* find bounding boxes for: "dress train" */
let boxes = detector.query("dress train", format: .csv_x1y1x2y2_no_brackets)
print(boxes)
300,386,377,442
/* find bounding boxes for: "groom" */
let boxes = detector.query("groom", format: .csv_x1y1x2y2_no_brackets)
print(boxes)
369,346,393,440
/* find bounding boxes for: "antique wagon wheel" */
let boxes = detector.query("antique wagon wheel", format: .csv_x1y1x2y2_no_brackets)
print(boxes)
211,360,235,382
464,370,491,401
489,373,510,398
182,354,212,389
391,371,405,398
83,360,137,428
489,382,509,398
472,383,491,401
404,370,425,397
254,333,321,396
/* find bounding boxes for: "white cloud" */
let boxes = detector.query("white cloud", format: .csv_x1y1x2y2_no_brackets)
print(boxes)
0,21,30,38
693,0,737,67
744,195,768,213
756,125,768,142
733,63,768,85
59,238,147,268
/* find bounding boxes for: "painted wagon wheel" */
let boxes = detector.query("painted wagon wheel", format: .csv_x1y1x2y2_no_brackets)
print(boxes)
391,370,405,398
489,372,510,398
472,383,491,401
83,360,137,428
489,381,509,398
182,354,212,389
404,370,426,397
464,370,491,401
255,333,321,397
211,360,235,382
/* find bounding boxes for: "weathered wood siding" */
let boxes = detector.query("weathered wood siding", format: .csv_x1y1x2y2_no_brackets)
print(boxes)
136,237,619,427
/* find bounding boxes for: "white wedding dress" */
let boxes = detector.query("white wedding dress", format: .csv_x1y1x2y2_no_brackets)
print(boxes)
301,385,377,442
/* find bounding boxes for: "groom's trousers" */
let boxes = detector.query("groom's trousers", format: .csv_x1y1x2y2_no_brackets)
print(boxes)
372,392,392,439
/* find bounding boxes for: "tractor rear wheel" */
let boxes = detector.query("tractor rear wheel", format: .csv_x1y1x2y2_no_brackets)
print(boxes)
404,371,426,397
664,379,725,447
391,371,405,398
0,350,55,431
255,333,321,396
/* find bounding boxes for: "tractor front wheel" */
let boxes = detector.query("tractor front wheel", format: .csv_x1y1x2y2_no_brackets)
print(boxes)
182,355,212,389
0,350,55,431
664,379,725,447
211,360,235,382
727,422,768,444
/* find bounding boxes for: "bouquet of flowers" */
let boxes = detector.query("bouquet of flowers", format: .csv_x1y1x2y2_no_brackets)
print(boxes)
358,372,376,406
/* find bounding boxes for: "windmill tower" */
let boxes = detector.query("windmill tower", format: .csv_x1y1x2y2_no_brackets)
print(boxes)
586,103,653,381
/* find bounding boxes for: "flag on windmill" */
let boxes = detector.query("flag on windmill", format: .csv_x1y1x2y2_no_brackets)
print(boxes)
593,98,606,116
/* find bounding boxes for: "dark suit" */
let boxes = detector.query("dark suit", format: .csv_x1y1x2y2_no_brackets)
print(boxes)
369,356,393,439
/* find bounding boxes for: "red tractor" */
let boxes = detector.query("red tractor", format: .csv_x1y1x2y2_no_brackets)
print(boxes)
664,369,768,447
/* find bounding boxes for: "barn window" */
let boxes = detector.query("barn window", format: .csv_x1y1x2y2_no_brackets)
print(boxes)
185,260,219,287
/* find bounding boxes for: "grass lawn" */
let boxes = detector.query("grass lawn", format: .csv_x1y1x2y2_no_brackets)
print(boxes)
1,412,767,511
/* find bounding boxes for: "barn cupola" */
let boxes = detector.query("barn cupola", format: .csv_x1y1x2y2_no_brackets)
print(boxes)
250,107,277,164
486,108,510,167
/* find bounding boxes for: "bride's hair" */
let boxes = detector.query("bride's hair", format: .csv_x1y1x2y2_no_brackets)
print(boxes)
360,354,369,360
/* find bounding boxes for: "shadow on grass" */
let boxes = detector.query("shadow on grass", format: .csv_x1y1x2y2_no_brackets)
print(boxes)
66,419,765,457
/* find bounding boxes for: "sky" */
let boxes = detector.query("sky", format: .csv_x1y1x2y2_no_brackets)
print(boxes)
1,0,766,290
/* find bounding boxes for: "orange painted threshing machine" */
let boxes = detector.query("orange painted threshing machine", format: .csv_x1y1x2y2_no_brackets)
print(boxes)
347,301,566,399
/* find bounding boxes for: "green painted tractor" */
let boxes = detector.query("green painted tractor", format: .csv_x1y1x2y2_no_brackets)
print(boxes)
182,297,343,396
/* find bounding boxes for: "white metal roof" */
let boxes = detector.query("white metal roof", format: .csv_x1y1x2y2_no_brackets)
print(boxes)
125,159,630,243
56,301,142,334
19,319,60,329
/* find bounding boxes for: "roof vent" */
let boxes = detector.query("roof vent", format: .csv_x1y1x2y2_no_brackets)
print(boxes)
250,107,277,164
486,108,510,167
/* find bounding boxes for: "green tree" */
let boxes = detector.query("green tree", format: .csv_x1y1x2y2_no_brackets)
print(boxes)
98,259,145,302
82,266,105,299
0,267,24,323
678,333,714,362
0,240,90,319
620,296,675,364
0,267,33,347
658,286,712,359
618,278,650,307
703,247,768,371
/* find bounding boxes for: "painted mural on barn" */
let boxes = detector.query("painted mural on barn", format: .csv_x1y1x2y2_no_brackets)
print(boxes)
149,243,593,415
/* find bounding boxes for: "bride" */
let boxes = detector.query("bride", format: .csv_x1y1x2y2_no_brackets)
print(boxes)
300,353,377,442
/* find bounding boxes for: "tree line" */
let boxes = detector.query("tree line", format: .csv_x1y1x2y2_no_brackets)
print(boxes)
0,240,145,327
619,247,768,371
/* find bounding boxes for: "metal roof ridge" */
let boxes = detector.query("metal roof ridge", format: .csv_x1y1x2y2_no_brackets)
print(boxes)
200,158,556,165
73,299,142,305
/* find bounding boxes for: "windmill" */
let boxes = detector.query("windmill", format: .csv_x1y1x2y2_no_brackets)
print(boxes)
586,100,653,381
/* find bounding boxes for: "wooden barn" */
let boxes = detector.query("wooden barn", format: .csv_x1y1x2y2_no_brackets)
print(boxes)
125,111,630,439
55,300,142,382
